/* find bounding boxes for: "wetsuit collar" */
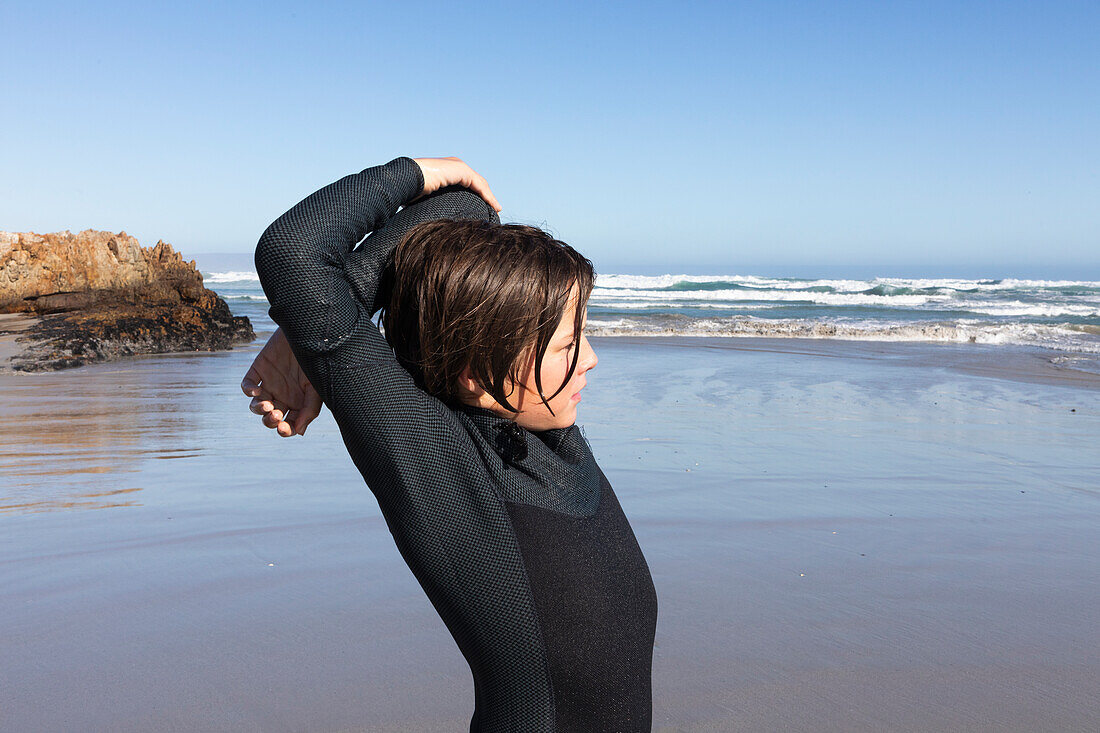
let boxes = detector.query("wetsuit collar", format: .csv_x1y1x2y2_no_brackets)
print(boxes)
455,404,602,516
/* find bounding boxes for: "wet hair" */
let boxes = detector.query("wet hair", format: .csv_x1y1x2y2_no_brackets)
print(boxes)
380,219,595,415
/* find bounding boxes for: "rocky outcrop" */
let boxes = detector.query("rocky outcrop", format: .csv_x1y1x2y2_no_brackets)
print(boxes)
0,230,253,371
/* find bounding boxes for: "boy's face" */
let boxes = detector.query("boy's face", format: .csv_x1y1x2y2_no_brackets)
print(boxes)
509,285,595,430
466,283,597,430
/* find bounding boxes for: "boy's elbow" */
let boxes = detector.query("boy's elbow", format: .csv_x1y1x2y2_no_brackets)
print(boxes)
254,223,302,295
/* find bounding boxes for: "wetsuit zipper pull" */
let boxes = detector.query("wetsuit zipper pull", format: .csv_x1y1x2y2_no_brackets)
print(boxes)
497,422,528,463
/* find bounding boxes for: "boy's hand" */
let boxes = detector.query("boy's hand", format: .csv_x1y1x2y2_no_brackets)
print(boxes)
241,328,323,437
413,157,502,212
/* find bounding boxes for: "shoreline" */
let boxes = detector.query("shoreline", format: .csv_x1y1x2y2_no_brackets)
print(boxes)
606,334,1100,391
0,313,39,371
3,314,1098,389
0,310,253,374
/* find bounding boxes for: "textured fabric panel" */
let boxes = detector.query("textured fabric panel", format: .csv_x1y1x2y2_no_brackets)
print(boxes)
458,405,603,517
326,366,555,731
255,157,423,361
255,159,556,732
504,469,659,733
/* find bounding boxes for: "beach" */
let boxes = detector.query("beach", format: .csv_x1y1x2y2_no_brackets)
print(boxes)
1,328,1098,732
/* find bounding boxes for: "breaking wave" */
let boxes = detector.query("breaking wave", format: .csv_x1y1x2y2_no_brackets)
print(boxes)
202,271,260,283
586,315,1100,353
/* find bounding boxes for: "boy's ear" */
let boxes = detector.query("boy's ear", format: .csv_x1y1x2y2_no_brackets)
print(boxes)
458,366,517,413
458,365,476,391
458,366,487,402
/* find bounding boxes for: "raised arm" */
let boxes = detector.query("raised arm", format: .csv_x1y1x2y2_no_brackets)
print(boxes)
254,157,501,399
255,157,422,382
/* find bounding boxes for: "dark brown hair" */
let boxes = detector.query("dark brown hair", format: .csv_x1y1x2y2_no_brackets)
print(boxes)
380,219,595,415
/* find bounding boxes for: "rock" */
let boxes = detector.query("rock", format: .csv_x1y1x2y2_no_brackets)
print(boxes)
0,229,253,371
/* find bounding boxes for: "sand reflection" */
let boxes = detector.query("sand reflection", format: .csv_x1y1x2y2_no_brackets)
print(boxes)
0,363,206,514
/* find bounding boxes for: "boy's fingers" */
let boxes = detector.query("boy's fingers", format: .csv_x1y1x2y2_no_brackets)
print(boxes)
262,410,292,432
475,175,502,212
250,395,274,415
250,395,291,416
241,373,261,396
241,359,266,395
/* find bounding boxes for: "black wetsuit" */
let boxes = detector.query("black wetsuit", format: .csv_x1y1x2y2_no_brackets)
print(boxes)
255,157,658,732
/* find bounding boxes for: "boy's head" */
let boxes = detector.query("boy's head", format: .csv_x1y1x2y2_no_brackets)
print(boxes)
382,219,597,429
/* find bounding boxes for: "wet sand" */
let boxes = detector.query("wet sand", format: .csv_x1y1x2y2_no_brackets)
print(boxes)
1,334,1098,731
0,313,38,369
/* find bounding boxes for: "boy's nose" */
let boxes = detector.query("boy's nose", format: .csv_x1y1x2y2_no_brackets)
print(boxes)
581,335,597,371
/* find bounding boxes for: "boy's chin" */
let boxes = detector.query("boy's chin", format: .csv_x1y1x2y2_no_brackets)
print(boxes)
519,411,577,432
550,412,578,430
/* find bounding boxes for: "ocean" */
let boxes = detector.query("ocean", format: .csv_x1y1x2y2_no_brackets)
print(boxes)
196,253,1100,374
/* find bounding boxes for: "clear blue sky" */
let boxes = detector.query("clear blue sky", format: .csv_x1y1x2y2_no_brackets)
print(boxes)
2,0,1098,277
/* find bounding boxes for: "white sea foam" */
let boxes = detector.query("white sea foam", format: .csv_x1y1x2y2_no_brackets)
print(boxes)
596,273,875,291
591,287,948,307
590,288,1100,317
593,301,778,310
991,278,1100,289
587,318,630,329
595,273,1100,293
867,277,1100,291
587,316,1100,353
203,271,260,283
949,301,1100,318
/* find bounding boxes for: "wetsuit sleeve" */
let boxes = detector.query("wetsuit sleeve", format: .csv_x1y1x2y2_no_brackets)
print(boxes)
254,156,424,381
254,163,558,731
